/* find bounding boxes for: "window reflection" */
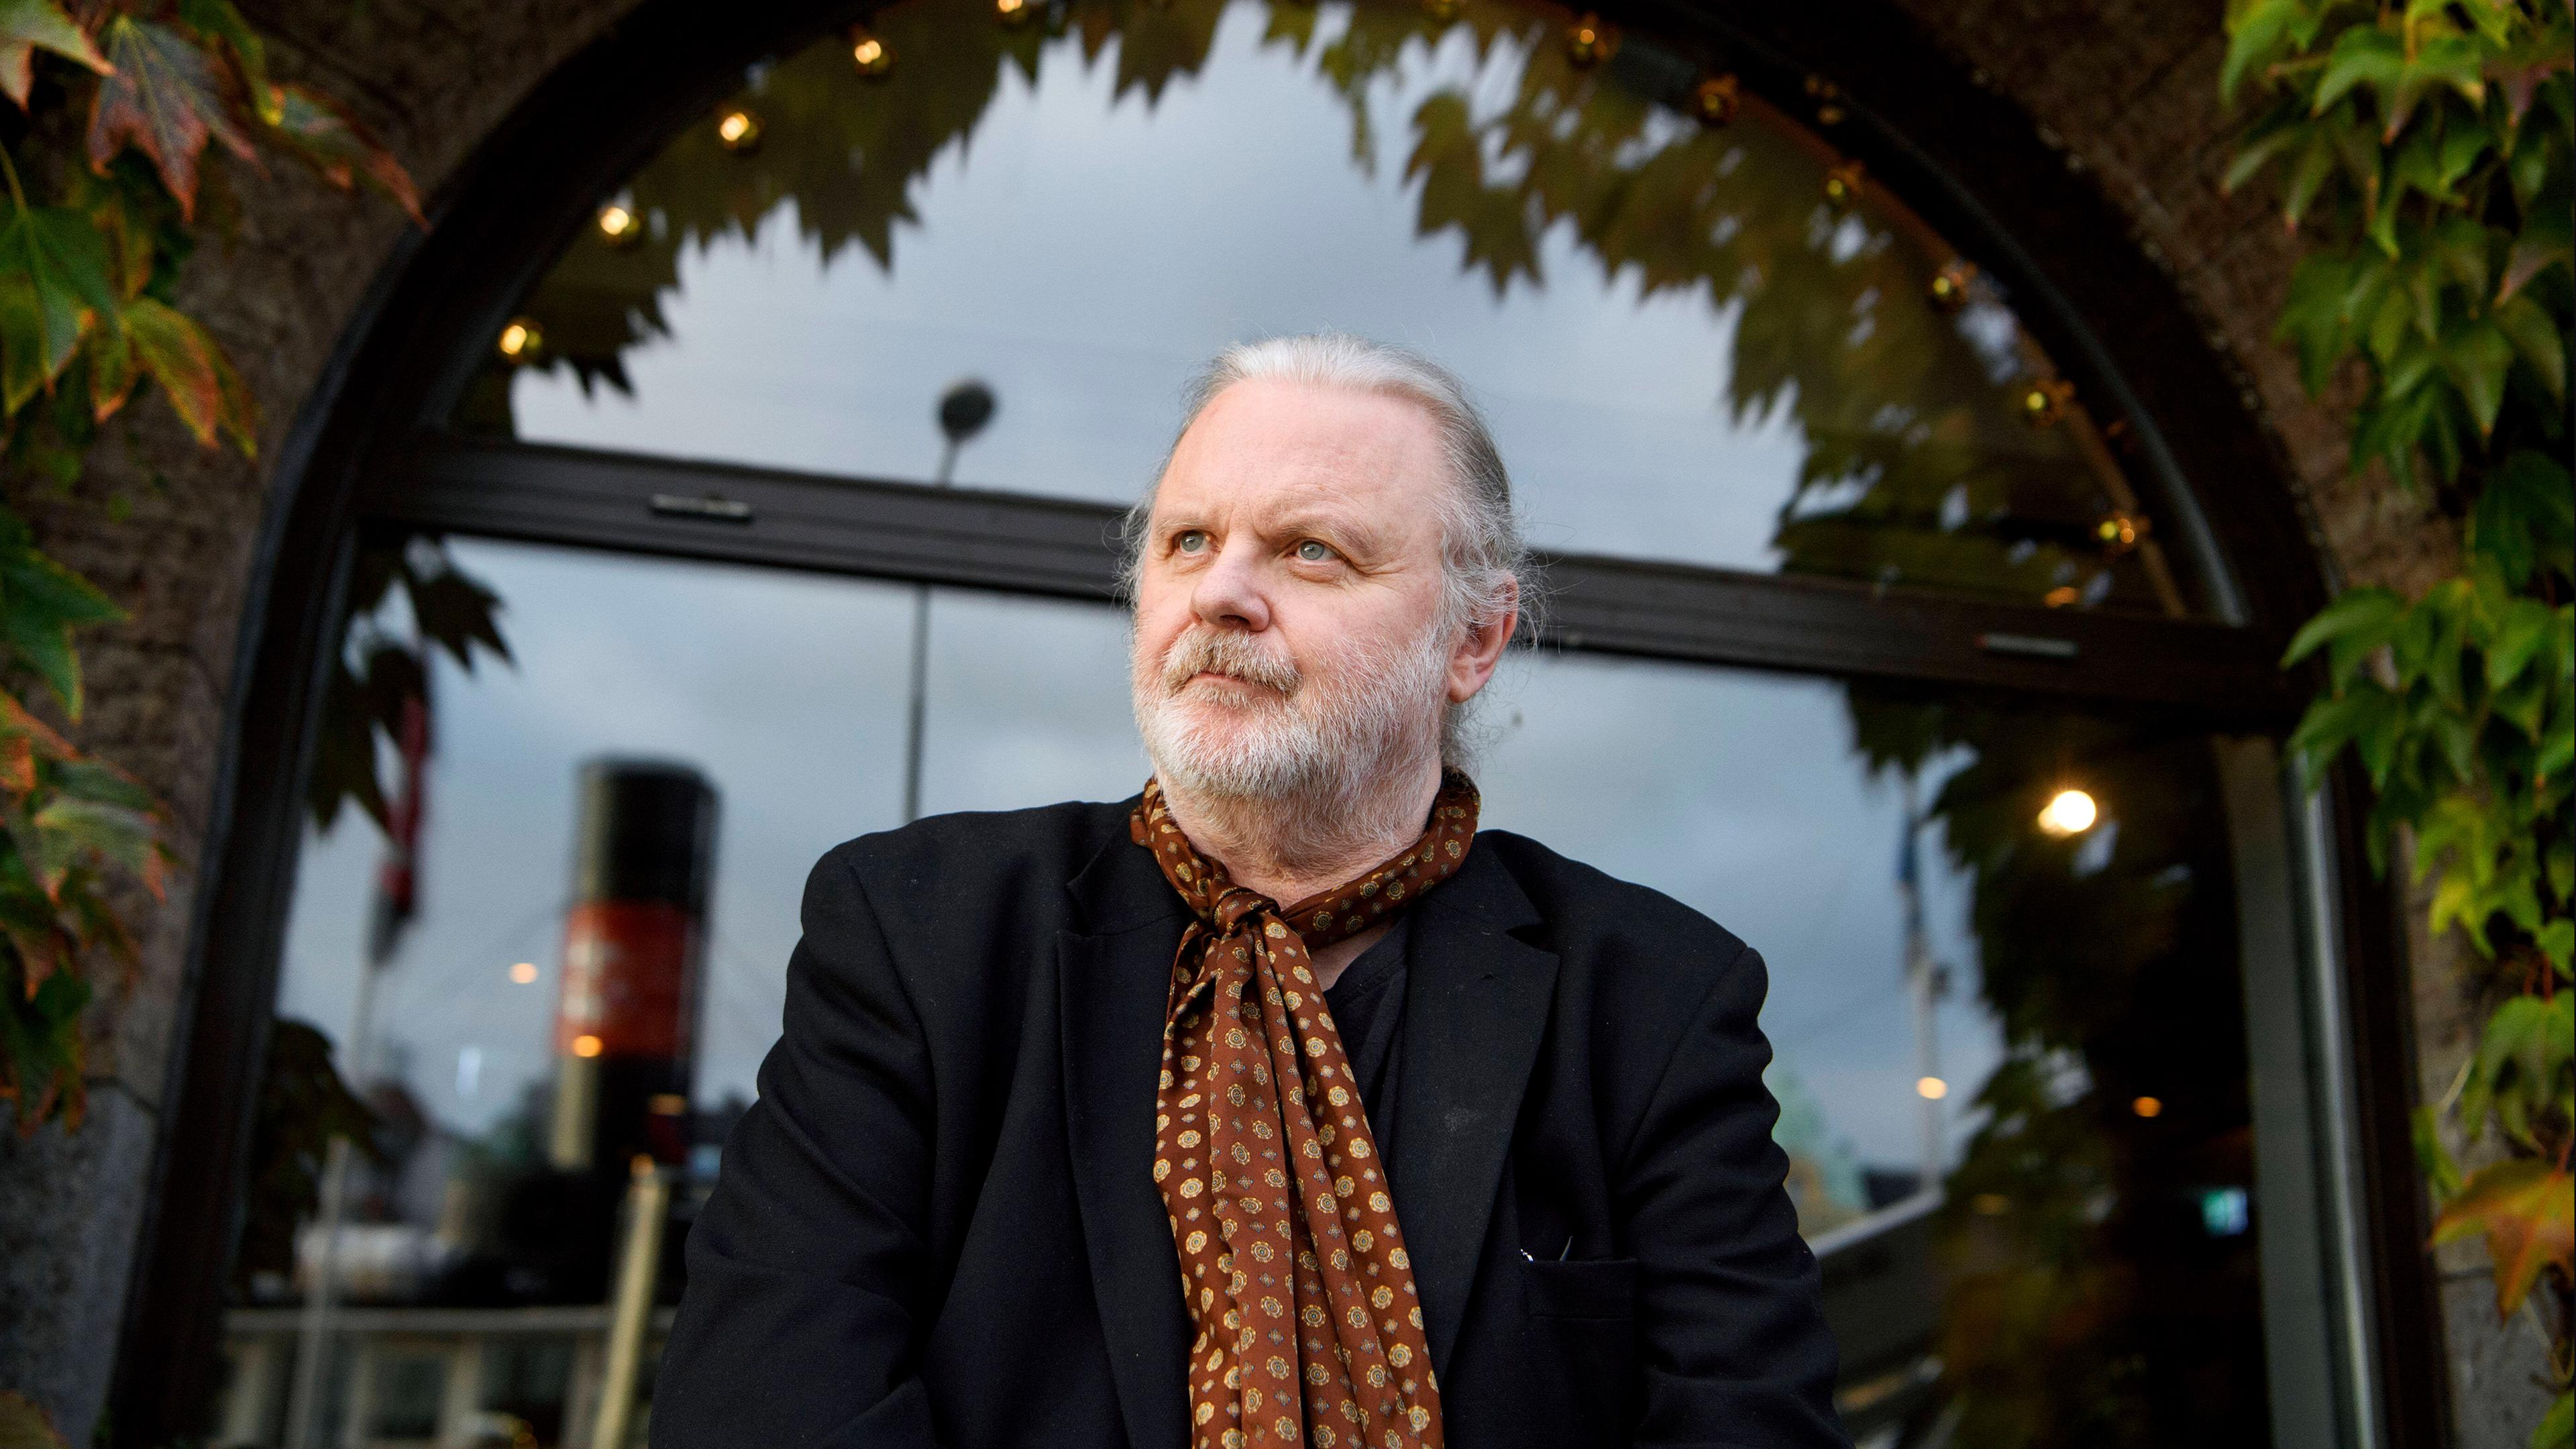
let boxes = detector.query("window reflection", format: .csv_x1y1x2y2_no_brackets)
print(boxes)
461,0,2204,616
221,538,2263,1446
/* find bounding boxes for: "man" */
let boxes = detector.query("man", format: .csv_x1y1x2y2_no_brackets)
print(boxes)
652,335,1845,1448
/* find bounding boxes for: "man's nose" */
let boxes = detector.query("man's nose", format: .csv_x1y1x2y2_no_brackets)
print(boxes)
1190,539,1272,632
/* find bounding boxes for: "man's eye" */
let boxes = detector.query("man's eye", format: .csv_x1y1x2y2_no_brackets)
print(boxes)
1175,530,1209,553
1295,540,1334,563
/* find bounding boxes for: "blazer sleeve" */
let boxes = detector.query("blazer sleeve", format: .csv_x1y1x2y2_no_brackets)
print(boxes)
651,845,947,1449
1619,938,1849,1448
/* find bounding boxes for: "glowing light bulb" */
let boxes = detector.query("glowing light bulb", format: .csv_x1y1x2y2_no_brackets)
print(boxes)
2038,788,2099,837
2133,1095,2163,1118
1823,160,1864,207
595,203,639,245
495,317,542,362
851,34,891,76
509,961,539,985
572,1034,604,1059
716,108,762,151
1916,1076,1948,1100
1693,74,1739,126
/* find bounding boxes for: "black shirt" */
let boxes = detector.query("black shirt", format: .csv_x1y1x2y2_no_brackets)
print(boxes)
1320,908,1411,1155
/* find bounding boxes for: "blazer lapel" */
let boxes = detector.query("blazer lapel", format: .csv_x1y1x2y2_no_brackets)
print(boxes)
1389,842,1557,1383
1059,832,1192,1449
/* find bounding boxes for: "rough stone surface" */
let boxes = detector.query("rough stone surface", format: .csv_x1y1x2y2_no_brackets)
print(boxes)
0,0,2516,1443
0,1,637,1442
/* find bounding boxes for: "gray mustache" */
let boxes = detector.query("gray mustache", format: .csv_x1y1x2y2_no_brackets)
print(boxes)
1160,629,1301,695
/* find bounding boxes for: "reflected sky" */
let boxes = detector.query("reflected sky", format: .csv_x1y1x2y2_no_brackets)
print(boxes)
278,536,1997,1185
508,6,1831,571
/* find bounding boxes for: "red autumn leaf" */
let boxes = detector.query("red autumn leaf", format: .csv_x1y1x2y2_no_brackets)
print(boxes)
2433,1158,2576,1316
0,0,107,110
269,83,421,225
84,15,256,221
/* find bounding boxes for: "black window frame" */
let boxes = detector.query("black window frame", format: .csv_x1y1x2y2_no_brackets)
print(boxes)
109,0,2443,1442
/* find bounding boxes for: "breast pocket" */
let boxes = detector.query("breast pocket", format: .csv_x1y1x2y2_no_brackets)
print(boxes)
1517,1254,1638,1320
1515,1256,1640,1440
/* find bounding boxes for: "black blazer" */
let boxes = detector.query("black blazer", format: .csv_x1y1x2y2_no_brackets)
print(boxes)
652,799,1845,1449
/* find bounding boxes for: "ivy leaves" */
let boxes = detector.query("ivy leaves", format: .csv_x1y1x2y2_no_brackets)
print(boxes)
0,0,422,1137
2230,0,2574,1431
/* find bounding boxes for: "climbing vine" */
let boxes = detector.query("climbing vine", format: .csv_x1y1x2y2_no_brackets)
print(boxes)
0,0,419,1133
2224,0,2574,1442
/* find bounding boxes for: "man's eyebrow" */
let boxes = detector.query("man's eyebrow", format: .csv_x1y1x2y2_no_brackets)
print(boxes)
1266,504,1391,556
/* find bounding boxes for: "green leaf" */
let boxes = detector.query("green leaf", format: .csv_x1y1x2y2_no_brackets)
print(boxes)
2314,25,2406,115
2284,586,2406,682
0,531,120,719
0,197,117,416
2491,292,2566,401
2222,0,2316,103
2532,1389,2571,1449
83,17,258,221
2470,451,2576,587
0,0,108,111
2441,319,2514,435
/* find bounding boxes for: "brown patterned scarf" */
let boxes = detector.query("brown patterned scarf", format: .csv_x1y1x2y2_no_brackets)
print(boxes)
1131,771,1479,1449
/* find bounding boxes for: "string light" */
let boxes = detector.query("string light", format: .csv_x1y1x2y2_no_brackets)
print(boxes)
715,107,763,152
495,317,543,363
1917,1075,1949,1100
2094,513,2143,555
2020,377,2074,427
995,0,1036,28
850,29,893,76
1693,74,1739,125
1805,74,1845,125
595,202,641,246
1564,13,1612,66
1823,160,1864,207
2037,788,2099,837
1927,259,1976,313
509,961,539,984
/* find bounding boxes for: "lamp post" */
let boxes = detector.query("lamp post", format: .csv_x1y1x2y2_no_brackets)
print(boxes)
900,379,996,824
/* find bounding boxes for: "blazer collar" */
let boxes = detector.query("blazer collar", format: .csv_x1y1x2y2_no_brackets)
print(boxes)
1057,821,1559,1438
1385,839,1556,1383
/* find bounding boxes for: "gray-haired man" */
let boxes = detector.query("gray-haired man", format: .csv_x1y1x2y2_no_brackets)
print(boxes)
653,334,1845,1449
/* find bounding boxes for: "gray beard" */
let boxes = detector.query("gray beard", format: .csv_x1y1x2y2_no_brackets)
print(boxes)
1131,617,1450,860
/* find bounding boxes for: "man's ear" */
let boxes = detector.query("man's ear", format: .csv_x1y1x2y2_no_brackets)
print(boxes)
1446,578,1520,704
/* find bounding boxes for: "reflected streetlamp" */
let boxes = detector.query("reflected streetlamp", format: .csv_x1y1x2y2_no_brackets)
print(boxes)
1897,773,1949,1200
901,380,998,824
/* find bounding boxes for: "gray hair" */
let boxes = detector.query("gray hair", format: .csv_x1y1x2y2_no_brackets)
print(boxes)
1119,333,1533,643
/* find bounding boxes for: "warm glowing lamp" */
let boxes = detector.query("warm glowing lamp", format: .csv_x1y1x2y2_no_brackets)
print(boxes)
2037,788,2099,837
716,107,763,151
595,203,641,246
1916,1076,1948,1100
572,1033,604,1059
495,317,542,362
510,961,539,984
2133,1095,2163,1118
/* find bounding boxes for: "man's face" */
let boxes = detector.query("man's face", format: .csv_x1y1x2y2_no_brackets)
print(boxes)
1130,378,1464,800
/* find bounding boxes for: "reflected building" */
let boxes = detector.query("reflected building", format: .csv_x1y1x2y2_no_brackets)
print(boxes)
131,0,2402,1445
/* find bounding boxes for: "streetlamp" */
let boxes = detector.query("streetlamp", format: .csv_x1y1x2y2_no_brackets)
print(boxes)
900,380,997,824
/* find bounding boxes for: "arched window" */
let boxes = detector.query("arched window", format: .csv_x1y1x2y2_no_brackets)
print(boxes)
119,1,2414,1446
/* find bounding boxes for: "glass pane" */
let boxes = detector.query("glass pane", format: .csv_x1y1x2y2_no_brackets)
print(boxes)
1474,656,2269,1442
221,537,1148,1446
462,0,2206,616
222,540,2265,1444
